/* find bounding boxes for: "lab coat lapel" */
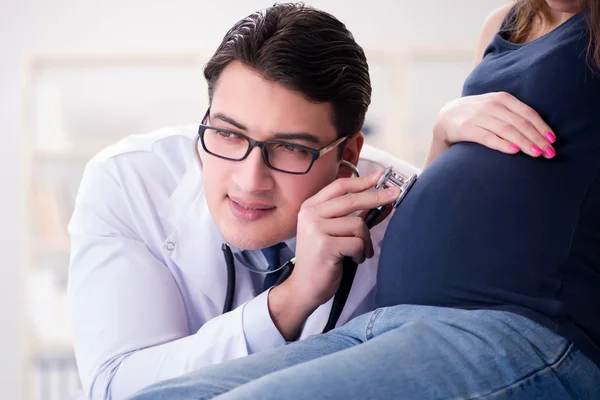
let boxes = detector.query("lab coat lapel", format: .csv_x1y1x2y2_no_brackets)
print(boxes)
157,159,256,320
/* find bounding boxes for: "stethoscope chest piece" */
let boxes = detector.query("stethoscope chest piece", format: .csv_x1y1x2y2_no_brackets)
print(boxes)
375,166,418,208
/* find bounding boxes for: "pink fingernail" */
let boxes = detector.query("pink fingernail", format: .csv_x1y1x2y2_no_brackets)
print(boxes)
509,144,520,153
544,146,556,158
531,145,543,156
545,132,556,143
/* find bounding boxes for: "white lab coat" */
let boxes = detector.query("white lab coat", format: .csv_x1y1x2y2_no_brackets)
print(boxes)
67,124,420,399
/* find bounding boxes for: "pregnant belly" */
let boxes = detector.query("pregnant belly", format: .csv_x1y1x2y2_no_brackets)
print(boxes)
375,142,580,312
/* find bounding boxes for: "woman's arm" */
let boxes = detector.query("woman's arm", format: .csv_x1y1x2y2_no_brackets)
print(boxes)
424,3,528,168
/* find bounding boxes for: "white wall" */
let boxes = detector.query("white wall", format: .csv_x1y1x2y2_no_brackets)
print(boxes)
0,0,507,398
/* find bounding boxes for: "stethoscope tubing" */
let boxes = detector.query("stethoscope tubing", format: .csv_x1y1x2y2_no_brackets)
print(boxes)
220,204,384,333
222,243,237,314
221,163,416,335
321,205,386,333
220,160,360,315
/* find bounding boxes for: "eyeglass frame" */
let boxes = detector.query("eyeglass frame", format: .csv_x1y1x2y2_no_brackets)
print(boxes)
196,108,349,175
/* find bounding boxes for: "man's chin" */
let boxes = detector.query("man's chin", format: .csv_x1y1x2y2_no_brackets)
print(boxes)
224,234,264,251
219,224,292,251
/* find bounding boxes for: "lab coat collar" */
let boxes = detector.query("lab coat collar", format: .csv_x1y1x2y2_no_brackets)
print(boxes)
156,152,205,230
157,153,258,312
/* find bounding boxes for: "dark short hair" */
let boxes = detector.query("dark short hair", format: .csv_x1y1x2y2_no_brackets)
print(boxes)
204,2,371,139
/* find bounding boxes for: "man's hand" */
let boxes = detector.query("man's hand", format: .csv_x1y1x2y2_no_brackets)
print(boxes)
268,170,400,340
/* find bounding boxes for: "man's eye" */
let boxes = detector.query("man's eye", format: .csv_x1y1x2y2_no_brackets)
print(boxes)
273,143,306,153
283,144,303,152
216,130,237,139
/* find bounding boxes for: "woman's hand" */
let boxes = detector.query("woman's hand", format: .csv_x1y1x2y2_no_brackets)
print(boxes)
433,92,556,159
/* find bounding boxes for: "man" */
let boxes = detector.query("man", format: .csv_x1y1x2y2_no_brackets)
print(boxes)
128,1,600,399
68,3,416,399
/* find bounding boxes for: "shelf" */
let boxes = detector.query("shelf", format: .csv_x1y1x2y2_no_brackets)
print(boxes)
30,342,75,360
26,342,81,400
31,238,70,259
33,238,69,251
31,143,111,161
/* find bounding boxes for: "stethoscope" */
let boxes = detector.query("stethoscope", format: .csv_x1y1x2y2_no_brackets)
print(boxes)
221,161,418,333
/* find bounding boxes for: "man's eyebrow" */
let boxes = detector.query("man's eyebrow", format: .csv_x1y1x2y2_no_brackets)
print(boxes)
272,132,321,144
212,112,321,144
212,112,247,131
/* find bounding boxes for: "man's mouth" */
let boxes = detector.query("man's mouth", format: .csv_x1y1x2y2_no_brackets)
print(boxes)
236,204,269,210
227,196,276,221
228,196,275,210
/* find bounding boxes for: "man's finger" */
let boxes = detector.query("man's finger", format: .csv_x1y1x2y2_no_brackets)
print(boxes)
303,169,383,207
316,187,401,219
330,236,367,265
357,203,394,229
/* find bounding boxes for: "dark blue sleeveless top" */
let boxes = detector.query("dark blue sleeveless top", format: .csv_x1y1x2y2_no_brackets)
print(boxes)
376,9,600,366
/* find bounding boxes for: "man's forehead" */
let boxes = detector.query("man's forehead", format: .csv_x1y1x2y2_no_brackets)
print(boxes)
209,62,338,142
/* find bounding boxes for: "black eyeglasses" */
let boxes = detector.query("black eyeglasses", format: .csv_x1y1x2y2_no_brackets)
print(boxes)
197,113,348,175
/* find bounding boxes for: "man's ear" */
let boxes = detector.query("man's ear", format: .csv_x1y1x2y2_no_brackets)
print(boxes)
337,132,364,178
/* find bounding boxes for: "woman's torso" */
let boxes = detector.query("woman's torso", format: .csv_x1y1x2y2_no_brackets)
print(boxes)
376,10,600,366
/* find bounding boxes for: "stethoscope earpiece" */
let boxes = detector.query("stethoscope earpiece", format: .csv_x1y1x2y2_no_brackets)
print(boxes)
341,160,361,178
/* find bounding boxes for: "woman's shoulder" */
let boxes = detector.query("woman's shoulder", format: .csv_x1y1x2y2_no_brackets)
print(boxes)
474,3,514,64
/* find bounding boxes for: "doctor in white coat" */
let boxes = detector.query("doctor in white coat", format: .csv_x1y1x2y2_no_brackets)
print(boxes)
67,4,419,399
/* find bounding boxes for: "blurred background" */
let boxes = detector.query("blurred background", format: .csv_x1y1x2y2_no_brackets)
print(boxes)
0,0,506,398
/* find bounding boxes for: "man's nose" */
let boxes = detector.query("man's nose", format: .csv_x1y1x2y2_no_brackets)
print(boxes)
231,147,274,193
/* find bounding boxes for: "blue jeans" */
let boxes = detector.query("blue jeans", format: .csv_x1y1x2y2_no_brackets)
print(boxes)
131,305,600,399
